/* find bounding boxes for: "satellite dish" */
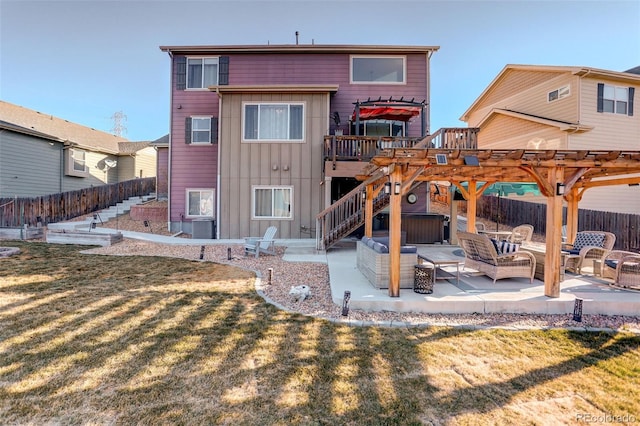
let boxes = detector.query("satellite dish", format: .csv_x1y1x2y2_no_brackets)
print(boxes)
104,159,117,168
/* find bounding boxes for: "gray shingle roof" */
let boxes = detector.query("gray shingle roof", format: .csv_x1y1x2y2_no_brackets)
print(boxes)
0,100,127,154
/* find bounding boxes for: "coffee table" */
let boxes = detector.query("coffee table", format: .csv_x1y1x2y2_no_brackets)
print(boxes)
520,243,569,281
418,255,461,284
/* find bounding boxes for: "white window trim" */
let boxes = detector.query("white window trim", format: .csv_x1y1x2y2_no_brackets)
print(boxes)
602,83,629,115
251,185,294,220
350,55,407,85
241,102,305,143
185,188,215,218
186,56,219,90
65,148,89,177
190,116,213,144
548,85,570,103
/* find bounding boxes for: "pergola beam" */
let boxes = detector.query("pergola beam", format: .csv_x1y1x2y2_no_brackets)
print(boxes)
358,148,640,299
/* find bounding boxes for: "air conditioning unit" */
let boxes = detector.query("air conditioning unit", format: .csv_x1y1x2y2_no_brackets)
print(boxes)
192,219,216,239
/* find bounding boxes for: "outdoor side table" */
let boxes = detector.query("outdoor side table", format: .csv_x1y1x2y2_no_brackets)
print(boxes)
414,263,434,294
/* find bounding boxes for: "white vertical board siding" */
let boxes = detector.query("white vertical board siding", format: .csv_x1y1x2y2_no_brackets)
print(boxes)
219,92,328,239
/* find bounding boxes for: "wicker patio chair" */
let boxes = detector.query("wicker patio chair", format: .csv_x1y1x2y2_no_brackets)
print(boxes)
457,231,536,283
508,224,534,244
602,251,640,290
563,231,615,274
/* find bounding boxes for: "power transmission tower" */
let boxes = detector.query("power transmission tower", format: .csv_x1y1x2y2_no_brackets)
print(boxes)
110,110,128,137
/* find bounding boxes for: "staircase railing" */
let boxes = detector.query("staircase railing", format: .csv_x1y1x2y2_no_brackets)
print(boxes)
315,127,479,250
315,179,389,250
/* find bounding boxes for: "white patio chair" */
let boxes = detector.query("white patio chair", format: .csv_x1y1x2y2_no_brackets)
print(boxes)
244,226,278,258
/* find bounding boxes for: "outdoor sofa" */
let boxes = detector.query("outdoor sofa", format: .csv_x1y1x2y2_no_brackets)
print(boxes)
356,236,418,289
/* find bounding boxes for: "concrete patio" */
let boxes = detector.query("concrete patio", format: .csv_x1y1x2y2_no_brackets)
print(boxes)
314,239,640,317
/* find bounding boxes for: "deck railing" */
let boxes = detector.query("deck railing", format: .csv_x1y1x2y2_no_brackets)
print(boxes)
413,127,480,149
323,128,479,163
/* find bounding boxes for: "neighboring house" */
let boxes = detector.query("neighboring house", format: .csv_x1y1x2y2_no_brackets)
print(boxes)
150,134,169,200
460,64,640,214
0,101,157,198
159,44,440,238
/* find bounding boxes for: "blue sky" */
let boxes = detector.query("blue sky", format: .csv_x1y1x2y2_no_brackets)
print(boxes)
1,0,639,141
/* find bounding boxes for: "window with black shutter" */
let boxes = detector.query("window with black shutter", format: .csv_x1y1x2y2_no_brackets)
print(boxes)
597,82,634,116
211,117,219,143
176,56,187,90
186,117,218,144
218,56,229,85
185,117,192,144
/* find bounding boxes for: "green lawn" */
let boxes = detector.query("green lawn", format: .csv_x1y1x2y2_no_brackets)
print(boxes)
1,241,638,425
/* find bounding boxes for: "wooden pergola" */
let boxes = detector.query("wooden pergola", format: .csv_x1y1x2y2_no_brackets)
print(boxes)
357,148,640,298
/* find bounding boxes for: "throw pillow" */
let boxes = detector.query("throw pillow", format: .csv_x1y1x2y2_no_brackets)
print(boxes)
490,238,502,255
499,240,520,254
573,233,605,251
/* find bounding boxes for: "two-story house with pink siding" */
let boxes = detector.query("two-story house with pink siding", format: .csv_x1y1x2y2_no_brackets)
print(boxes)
460,64,640,215
159,44,444,239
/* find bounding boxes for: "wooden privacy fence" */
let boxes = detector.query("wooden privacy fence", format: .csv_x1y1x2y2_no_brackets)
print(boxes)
474,197,640,252
0,177,155,228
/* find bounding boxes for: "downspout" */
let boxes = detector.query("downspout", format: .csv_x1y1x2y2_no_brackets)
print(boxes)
216,86,223,239
425,50,433,136
573,71,587,150
59,142,64,192
167,50,174,233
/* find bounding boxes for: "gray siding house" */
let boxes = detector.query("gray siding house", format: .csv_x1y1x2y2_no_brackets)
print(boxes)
0,101,157,198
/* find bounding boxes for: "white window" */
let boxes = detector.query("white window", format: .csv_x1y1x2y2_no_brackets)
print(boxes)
603,84,629,115
252,186,292,219
548,85,570,102
191,117,211,144
243,103,304,142
65,148,89,177
71,149,86,172
187,57,218,89
186,189,214,217
351,56,406,84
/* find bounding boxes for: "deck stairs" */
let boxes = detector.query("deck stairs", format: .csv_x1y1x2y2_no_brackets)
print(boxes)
315,128,467,250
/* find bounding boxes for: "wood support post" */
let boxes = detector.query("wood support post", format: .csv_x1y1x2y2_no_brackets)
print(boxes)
364,184,373,238
466,180,478,232
543,168,564,298
388,168,403,297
